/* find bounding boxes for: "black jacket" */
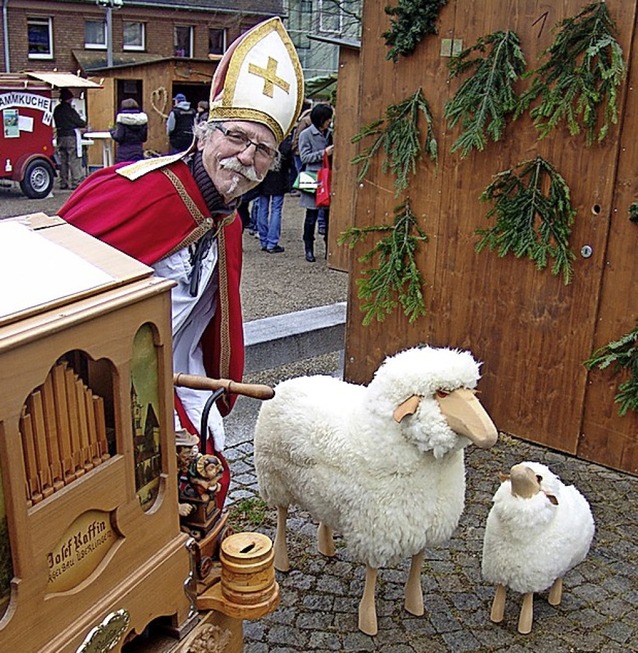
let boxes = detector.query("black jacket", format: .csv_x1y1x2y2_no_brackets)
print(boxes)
257,135,293,197
169,106,196,151
53,101,86,137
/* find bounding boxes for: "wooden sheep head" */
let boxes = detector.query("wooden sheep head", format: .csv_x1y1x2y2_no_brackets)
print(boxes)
393,388,497,450
501,463,559,505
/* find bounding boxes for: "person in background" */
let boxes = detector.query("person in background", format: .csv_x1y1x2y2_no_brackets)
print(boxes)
298,103,334,262
57,18,304,511
255,133,293,253
167,92,196,153
53,88,86,190
236,186,260,233
291,98,312,178
110,98,148,163
195,100,210,126
293,99,327,235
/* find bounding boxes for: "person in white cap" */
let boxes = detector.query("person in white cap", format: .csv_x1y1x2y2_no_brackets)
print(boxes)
58,17,304,510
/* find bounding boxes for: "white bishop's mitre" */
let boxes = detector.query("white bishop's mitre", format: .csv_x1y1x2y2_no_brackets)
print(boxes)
208,17,304,143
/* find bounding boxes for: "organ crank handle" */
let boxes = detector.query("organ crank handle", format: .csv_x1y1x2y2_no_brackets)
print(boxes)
173,373,275,400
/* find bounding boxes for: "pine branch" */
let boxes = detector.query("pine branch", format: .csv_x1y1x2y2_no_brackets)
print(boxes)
584,321,638,416
383,0,448,62
518,1,626,145
476,155,577,284
351,89,437,195
337,200,428,325
629,202,638,224
444,30,527,158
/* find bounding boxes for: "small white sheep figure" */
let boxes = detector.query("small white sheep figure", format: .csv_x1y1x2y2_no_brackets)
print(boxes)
254,346,498,635
482,461,595,634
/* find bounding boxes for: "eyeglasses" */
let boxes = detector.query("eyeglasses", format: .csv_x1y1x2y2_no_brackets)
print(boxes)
215,124,278,161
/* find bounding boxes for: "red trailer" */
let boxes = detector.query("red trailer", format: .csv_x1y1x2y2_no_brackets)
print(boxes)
0,72,101,199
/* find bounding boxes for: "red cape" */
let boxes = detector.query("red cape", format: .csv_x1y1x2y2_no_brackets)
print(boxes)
59,160,244,417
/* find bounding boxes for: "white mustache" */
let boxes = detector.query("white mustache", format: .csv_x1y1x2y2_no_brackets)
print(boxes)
218,156,264,182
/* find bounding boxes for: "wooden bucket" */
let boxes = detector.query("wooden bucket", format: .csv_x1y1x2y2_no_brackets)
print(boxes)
219,532,276,606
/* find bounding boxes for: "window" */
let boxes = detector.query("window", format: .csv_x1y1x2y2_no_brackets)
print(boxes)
319,0,343,35
85,20,107,49
174,26,193,58
28,17,53,59
288,0,312,50
208,28,226,55
123,22,145,51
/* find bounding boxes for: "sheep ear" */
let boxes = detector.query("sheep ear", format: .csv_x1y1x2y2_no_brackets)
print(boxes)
498,472,510,483
393,395,421,423
544,492,559,506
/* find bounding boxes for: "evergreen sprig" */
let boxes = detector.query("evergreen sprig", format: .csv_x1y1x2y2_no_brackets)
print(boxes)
476,156,577,284
383,0,448,62
518,1,626,145
584,321,638,416
351,89,437,196
629,202,638,224
444,31,527,158
338,200,428,325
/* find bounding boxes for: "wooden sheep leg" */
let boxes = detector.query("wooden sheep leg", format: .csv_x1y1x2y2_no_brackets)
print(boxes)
358,565,378,636
548,577,563,606
518,592,534,634
274,506,290,572
490,584,507,623
317,522,336,557
404,551,425,616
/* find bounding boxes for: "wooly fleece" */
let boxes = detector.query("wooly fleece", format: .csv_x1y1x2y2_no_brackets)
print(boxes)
254,346,481,569
482,461,595,594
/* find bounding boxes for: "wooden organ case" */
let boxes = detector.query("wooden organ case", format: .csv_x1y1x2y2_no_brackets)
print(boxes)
0,214,192,652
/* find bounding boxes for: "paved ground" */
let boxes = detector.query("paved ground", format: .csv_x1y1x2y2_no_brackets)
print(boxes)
4,185,637,652
225,385,638,653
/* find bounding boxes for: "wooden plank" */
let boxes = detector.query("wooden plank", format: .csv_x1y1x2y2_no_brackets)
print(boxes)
329,45,360,273
579,3,638,474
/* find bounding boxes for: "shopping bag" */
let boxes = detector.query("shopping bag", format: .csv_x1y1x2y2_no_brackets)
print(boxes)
293,170,318,192
316,151,331,208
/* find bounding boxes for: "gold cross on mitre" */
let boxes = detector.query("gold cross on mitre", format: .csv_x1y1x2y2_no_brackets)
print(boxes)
248,56,290,98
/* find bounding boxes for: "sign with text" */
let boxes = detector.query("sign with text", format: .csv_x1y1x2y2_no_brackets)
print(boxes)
47,509,116,593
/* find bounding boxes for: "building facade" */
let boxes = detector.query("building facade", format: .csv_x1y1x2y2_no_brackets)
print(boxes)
0,0,284,75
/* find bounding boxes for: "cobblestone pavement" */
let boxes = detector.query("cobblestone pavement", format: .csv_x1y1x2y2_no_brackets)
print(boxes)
224,359,638,653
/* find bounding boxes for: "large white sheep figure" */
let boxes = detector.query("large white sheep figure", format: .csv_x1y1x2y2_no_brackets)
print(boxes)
254,346,498,635
482,461,595,634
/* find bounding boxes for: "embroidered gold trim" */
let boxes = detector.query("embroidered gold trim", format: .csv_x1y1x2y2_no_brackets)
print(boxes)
160,167,212,257
248,56,290,98
116,151,186,181
208,107,283,142
216,224,232,382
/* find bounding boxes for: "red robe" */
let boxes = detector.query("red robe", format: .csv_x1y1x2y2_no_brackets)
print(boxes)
59,159,244,508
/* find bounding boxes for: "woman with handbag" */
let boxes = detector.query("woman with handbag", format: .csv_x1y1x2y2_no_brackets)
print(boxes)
298,103,334,262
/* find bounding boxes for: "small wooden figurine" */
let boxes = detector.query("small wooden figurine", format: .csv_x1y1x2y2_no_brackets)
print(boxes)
187,453,224,503
176,429,200,518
